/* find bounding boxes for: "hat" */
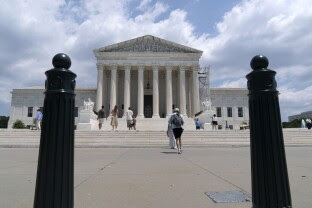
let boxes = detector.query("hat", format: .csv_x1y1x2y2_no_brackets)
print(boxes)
174,108,180,112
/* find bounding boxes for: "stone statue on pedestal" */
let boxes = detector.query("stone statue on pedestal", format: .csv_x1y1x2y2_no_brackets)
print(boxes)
202,99,212,111
83,98,94,111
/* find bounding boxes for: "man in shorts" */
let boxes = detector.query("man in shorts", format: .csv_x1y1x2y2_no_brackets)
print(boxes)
168,108,184,154
97,106,106,130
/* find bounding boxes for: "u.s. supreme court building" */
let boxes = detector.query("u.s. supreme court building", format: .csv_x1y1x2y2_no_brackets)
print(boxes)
8,35,249,130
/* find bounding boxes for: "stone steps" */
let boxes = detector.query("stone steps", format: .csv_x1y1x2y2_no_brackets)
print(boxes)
0,129,311,147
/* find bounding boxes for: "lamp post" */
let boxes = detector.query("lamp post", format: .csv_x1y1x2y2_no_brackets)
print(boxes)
246,55,292,208
34,53,76,208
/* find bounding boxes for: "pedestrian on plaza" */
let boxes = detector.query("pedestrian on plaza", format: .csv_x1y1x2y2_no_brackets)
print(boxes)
306,118,312,130
211,114,218,130
126,107,133,130
97,106,107,130
35,109,43,130
195,118,201,130
167,123,176,149
168,108,184,154
110,105,119,130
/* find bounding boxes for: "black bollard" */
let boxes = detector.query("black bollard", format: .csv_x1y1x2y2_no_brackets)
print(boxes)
34,53,76,208
246,55,292,208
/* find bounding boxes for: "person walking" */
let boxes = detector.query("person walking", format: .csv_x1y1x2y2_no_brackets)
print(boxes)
110,105,119,130
35,109,43,130
97,106,107,130
168,108,184,154
211,114,218,130
195,118,201,130
126,107,133,130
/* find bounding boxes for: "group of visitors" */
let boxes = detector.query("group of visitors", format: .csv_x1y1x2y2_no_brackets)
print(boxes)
167,111,220,154
193,114,218,130
97,105,136,130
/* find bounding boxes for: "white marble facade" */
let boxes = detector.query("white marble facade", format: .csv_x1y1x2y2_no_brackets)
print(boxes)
8,35,249,130
8,87,248,130
93,35,202,119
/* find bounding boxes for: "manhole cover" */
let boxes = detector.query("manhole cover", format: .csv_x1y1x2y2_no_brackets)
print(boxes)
205,191,251,203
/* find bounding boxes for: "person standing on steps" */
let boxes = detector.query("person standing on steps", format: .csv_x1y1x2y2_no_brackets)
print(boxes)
126,107,133,130
35,109,43,130
111,105,119,130
211,114,218,130
306,118,312,130
168,108,184,154
97,106,107,130
195,118,201,130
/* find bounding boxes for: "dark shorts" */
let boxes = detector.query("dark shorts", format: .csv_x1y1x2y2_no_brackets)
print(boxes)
212,121,218,125
196,126,200,130
173,128,184,139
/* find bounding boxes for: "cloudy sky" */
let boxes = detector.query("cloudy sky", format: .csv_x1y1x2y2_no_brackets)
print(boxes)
0,0,311,121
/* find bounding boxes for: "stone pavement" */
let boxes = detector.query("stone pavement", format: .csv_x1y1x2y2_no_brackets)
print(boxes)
0,147,311,208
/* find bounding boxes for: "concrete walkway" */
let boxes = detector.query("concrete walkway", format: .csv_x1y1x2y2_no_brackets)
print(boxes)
0,147,311,208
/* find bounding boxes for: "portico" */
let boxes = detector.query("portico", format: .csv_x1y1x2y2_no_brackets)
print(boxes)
93,35,202,119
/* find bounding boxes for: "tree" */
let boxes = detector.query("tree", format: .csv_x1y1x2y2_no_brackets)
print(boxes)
282,119,301,128
0,116,9,128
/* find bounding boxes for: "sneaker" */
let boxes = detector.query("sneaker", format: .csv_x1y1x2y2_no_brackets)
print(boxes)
178,150,181,154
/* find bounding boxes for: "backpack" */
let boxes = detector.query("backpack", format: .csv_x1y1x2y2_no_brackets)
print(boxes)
172,113,183,126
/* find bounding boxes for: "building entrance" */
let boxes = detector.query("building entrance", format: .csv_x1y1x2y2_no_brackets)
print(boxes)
144,95,153,118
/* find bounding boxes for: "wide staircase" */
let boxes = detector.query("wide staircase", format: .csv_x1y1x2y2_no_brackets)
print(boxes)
0,129,311,148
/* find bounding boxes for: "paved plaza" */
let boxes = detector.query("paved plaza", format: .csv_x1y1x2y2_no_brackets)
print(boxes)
0,146,311,208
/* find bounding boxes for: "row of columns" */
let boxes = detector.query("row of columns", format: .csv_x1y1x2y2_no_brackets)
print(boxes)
95,64,200,118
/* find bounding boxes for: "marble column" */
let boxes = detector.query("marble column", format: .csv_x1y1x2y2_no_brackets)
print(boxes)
188,73,193,117
179,66,187,116
95,64,103,111
137,66,144,118
192,66,200,115
123,65,131,116
110,65,117,113
166,66,173,117
152,65,160,118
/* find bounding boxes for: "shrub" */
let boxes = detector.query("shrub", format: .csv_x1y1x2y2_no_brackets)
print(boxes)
12,120,26,129
0,116,9,128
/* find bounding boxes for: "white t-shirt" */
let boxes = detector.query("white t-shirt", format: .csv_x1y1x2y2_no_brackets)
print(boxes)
212,116,217,122
126,110,133,120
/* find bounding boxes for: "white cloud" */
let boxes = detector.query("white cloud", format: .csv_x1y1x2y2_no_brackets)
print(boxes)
218,78,247,88
137,0,152,11
0,0,311,121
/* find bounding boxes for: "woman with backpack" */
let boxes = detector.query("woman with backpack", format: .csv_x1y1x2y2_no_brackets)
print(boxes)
168,108,184,154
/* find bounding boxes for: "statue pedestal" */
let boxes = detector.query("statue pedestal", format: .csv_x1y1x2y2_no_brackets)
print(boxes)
204,123,212,130
196,110,216,130
77,110,98,130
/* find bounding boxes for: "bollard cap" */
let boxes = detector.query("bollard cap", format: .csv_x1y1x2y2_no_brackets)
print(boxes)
250,55,269,70
52,53,71,69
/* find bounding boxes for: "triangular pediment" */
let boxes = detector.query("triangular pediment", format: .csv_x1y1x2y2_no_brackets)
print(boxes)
96,35,202,54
